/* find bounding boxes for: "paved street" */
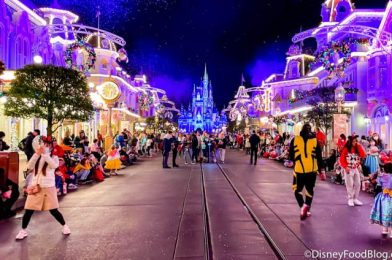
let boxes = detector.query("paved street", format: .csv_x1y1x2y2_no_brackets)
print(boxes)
0,150,391,260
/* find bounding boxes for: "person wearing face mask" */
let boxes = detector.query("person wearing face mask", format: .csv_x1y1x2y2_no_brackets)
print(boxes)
372,133,384,151
15,136,70,240
289,123,325,220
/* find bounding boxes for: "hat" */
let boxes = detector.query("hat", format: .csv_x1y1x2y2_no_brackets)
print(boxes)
41,136,55,143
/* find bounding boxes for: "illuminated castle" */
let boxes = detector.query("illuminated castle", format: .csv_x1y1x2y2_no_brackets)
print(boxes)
178,65,226,133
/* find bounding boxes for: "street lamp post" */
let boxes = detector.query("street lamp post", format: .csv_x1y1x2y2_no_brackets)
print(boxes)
335,83,346,113
364,115,371,134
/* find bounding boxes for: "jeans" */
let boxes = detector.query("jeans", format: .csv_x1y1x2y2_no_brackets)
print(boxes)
184,148,192,163
162,151,169,167
250,147,258,164
192,148,199,162
76,170,90,181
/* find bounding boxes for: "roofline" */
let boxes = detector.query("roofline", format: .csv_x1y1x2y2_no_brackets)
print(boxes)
5,0,47,25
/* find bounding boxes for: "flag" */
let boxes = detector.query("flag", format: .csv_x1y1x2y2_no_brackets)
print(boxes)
96,8,101,18
241,73,245,85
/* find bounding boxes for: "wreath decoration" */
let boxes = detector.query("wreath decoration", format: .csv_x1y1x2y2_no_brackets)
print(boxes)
252,94,265,111
138,92,154,111
65,40,96,73
310,38,369,78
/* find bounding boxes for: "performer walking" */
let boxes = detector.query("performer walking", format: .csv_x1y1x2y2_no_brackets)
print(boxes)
16,136,70,240
249,130,260,165
289,123,325,220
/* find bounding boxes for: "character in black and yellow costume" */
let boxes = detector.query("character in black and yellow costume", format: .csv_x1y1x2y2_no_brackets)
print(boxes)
289,123,325,220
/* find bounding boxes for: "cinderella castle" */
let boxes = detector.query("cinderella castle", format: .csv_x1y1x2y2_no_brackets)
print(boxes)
178,65,227,133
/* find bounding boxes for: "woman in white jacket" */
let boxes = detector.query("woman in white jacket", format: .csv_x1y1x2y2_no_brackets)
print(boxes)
16,136,70,240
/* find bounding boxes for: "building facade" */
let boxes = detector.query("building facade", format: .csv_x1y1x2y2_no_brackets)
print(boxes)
228,0,392,149
0,0,172,148
178,65,226,133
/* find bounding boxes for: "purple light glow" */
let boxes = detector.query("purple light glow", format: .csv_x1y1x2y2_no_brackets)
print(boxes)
151,75,193,105
246,58,286,86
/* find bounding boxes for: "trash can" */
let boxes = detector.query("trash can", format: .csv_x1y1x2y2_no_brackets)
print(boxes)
0,152,19,189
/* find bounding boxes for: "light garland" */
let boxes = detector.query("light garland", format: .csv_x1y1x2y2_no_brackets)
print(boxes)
288,83,358,104
310,38,369,78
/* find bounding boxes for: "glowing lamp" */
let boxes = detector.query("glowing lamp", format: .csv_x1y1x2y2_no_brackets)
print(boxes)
33,55,43,64
364,115,371,124
88,82,95,89
385,116,389,122
335,83,346,113
0,95,7,104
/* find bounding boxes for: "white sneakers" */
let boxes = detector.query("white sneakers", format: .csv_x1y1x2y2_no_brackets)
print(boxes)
62,224,71,235
382,227,389,236
15,229,28,240
16,225,71,240
348,199,363,207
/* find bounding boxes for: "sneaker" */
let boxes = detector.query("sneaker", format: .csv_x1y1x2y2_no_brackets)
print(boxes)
62,224,71,235
185,162,188,165
191,162,196,165
68,184,78,190
307,211,311,217
382,227,389,237
353,199,363,206
16,229,28,240
300,205,309,220
348,199,355,207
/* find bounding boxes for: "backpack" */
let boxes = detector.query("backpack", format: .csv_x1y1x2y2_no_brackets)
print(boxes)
18,138,27,151
94,168,105,182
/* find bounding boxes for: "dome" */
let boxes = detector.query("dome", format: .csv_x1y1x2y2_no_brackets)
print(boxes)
85,33,117,51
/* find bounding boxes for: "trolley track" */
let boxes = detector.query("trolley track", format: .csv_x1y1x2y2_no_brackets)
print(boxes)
200,161,287,260
215,163,287,260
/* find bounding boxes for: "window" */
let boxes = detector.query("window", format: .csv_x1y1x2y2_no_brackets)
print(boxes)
23,38,30,65
0,24,4,61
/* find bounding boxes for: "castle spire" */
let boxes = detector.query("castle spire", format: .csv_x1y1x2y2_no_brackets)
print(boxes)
203,63,208,82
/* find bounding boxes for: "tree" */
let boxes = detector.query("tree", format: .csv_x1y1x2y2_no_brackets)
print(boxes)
306,86,350,151
4,65,94,136
0,60,4,77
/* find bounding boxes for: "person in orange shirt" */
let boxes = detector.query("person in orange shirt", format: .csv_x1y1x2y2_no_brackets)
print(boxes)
73,158,91,182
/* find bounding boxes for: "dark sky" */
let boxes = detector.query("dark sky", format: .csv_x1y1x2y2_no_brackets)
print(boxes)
32,0,388,108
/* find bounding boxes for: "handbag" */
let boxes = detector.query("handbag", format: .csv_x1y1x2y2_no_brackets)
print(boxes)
26,169,42,195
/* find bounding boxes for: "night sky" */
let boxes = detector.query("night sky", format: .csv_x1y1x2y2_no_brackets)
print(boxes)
31,0,388,108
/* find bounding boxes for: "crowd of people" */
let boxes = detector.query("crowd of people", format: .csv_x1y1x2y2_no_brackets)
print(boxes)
1,123,391,239
0,128,164,239
159,130,229,168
